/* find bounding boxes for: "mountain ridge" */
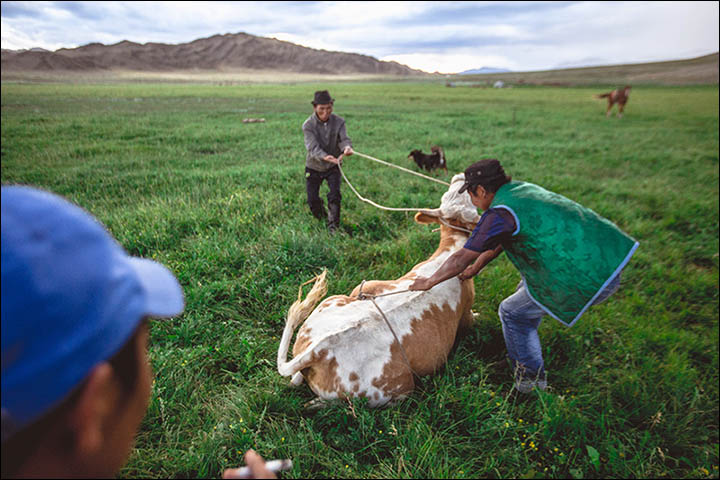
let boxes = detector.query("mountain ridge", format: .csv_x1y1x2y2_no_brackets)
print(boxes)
1,32,427,76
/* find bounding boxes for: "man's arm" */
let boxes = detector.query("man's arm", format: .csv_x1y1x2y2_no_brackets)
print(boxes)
337,120,353,156
458,245,503,280
409,248,480,291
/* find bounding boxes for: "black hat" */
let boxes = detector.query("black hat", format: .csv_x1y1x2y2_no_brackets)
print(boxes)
311,90,335,105
458,159,506,193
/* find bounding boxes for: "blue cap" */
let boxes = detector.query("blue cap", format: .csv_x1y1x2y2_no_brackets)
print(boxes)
1,186,185,442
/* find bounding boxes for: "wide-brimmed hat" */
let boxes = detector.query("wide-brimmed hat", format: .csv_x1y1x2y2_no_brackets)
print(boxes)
458,159,507,193
311,90,335,105
1,186,185,442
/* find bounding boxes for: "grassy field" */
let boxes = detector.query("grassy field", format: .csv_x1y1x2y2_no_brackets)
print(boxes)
1,80,718,479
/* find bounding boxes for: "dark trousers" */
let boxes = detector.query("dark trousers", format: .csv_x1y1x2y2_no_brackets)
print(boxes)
305,166,341,229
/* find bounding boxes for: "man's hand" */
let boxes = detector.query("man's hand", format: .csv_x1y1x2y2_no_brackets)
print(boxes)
223,450,277,479
458,265,479,281
323,155,340,165
458,246,503,281
343,146,354,156
409,277,433,291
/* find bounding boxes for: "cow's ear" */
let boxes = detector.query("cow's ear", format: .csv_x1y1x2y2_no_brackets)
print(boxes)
414,210,440,225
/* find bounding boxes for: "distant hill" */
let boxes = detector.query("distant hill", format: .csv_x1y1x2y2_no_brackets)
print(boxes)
449,53,719,86
459,67,512,75
0,32,427,76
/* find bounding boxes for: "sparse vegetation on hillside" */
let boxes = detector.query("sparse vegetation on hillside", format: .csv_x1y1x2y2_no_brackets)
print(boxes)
450,53,719,86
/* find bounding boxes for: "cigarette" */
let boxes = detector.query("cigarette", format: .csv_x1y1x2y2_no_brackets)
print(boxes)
229,459,293,478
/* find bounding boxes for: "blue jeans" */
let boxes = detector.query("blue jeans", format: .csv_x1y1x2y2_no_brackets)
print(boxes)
498,274,622,379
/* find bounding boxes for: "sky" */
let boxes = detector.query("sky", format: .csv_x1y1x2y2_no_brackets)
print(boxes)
1,1,718,74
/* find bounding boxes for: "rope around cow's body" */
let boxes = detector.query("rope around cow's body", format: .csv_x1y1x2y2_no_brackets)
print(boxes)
356,280,421,379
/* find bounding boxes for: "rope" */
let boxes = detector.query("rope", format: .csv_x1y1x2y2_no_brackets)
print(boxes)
336,155,474,234
355,277,458,379
353,151,451,186
357,281,420,378
338,162,425,212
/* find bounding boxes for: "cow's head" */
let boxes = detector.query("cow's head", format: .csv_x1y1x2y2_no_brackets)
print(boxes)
415,173,480,231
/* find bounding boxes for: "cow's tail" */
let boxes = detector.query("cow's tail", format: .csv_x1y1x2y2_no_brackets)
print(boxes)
277,269,328,377
595,93,610,98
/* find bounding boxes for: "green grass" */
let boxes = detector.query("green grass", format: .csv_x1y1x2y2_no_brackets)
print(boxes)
1,81,718,479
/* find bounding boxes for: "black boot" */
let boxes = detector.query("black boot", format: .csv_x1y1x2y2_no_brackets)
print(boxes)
327,202,340,234
310,199,327,221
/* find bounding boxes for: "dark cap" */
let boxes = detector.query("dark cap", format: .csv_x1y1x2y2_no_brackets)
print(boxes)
458,159,507,193
311,90,335,105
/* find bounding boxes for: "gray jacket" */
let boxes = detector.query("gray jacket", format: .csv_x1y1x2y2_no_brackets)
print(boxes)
303,113,352,172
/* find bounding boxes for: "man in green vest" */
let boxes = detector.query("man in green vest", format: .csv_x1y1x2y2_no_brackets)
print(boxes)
409,159,639,393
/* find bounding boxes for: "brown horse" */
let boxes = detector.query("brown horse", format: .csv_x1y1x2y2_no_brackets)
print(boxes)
595,86,632,117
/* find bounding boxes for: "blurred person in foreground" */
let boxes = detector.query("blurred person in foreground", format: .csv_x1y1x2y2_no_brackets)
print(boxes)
409,159,638,393
1,186,276,479
302,89,354,234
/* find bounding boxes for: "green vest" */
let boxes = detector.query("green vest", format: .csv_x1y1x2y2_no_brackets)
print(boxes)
491,181,638,327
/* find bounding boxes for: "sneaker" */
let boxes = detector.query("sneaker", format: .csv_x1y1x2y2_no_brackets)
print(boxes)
513,363,547,394
515,375,548,393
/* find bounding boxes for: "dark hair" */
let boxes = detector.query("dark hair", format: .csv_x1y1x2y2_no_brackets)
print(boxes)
472,173,511,194
1,321,146,477
463,159,511,195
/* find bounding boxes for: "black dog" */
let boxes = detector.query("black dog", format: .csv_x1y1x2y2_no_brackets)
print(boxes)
408,146,447,173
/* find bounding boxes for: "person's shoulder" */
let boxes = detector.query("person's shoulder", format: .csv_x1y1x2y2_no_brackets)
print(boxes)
482,207,513,222
331,113,345,124
302,115,316,129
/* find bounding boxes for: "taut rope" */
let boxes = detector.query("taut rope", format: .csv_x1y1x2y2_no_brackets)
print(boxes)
336,152,474,233
353,151,450,187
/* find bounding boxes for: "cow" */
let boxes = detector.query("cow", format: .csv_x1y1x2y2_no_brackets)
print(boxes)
595,85,632,117
277,174,480,407
408,146,447,173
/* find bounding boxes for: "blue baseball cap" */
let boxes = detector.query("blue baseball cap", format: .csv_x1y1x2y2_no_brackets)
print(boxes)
1,186,185,442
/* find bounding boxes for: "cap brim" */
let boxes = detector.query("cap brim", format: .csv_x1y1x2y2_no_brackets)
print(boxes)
458,183,471,193
127,258,185,318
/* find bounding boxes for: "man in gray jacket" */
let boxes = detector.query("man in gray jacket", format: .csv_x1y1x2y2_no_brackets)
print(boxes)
302,90,354,234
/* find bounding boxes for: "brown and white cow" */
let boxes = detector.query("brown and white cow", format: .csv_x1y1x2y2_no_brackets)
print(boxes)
277,174,480,407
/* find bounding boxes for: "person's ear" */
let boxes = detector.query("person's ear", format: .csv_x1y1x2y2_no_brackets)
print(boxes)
67,363,121,457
